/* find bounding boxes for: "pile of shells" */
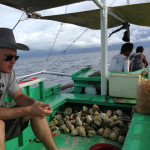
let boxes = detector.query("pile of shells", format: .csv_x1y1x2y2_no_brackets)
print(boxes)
88,71,101,77
49,104,132,145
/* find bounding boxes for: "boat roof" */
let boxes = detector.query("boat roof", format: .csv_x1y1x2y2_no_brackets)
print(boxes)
1,1,150,29
40,3,150,29
0,0,86,11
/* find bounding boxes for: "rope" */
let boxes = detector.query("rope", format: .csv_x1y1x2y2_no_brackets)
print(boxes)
53,28,88,64
45,5,69,63
12,11,26,30
45,23,63,63
109,0,117,7
42,5,68,70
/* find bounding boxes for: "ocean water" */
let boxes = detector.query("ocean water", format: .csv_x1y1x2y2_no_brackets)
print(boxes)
14,49,150,88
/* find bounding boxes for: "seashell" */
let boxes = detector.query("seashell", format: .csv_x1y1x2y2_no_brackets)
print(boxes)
81,116,86,122
98,128,104,135
109,132,118,141
103,128,111,139
66,120,71,127
64,108,72,116
69,114,75,120
68,124,75,131
82,106,88,114
86,115,93,124
53,118,59,125
108,122,117,128
76,119,82,126
110,115,118,122
106,110,112,117
99,113,109,119
64,127,69,133
71,130,78,136
63,116,69,122
112,127,121,136
48,121,55,127
59,120,65,126
117,110,124,117
85,126,94,133
82,122,88,128
100,113,112,124
76,116,80,121
88,109,94,115
92,104,100,112
70,119,76,125
75,111,82,118
55,126,59,130
77,126,86,137
113,110,117,115
118,135,125,144
93,116,102,126
94,111,99,116
88,129,96,137
55,114,63,121
50,125,57,132
115,120,124,127
59,124,66,131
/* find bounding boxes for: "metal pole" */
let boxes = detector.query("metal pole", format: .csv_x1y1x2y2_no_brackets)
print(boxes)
16,70,46,80
92,0,108,95
93,0,125,23
127,0,130,5
92,0,104,9
100,0,108,95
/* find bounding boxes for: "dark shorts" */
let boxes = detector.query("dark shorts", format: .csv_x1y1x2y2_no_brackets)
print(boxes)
4,117,29,141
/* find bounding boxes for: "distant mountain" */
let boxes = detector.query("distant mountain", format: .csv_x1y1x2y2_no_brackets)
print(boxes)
18,40,150,58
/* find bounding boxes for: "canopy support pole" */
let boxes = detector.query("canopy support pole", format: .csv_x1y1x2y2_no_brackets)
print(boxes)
127,0,130,5
92,0,108,96
100,0,108,95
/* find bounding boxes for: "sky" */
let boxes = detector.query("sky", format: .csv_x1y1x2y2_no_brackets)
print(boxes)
0,0,150,52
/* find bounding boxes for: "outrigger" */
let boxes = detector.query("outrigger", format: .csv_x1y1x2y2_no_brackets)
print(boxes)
0,0,150,149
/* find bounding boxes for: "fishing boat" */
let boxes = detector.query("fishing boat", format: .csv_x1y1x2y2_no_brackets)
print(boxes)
1,0,150,150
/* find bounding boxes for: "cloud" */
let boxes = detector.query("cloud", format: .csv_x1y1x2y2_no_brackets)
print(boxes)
0,1,149,51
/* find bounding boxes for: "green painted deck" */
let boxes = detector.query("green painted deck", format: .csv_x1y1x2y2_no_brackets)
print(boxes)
18,133,122,150
122,113,150,150
6,92,150,150
5,69,150,150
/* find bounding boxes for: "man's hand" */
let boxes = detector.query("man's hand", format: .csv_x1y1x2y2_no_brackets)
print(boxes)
29,102,52,117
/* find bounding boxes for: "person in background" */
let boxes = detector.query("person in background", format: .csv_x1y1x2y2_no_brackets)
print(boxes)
129,46,148,71
109,42,134,72
0,28,58,150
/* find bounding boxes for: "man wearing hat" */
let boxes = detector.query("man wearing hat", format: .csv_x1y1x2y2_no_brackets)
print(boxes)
0,28,58,150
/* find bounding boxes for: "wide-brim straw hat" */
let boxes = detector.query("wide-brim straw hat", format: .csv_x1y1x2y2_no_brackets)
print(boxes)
0,28,29,50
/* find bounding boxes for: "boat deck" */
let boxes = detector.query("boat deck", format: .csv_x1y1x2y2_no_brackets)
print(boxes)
6,92,150,150
5,73,150,150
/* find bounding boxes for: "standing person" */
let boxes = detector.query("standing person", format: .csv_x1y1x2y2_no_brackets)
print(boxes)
109,42,134,72
0,28,58,150
129,46,148,71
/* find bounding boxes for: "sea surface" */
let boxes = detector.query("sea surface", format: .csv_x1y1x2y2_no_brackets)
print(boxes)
14,49,150,88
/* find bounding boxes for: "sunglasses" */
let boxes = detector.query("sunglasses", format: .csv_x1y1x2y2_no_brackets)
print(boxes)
4,55,19,61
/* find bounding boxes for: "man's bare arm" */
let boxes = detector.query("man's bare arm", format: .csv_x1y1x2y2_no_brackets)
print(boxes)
0,89,52,120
